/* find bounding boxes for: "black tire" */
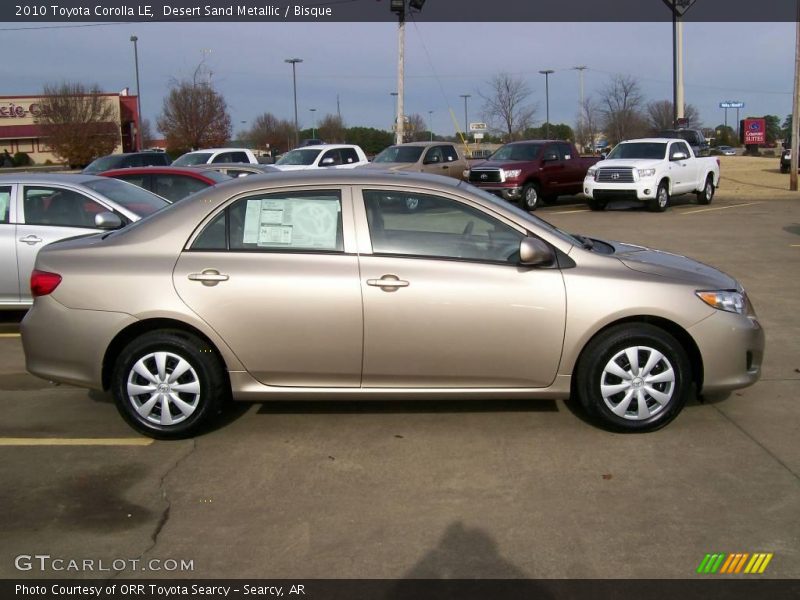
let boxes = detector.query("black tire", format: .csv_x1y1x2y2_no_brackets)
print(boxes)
521,182,541,211
648,182,670,212
588,198,607,211
111,330,227,439
696,174,714,205
575,323,691,432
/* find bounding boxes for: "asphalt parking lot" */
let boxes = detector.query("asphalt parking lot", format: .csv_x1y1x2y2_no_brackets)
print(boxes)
1,176,798,579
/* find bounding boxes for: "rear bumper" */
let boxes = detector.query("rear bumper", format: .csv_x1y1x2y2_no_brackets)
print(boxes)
688,310,765,394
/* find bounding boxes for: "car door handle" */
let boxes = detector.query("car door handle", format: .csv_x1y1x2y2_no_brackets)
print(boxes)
19,235,42,245
188,269,229,286
366,275,409,290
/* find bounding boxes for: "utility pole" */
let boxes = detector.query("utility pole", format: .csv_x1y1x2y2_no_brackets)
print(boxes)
389,1,426,145
460,94,471,134
539,70,554,139
285,57,303,148
129,35,142,151
337,94,341,120
573,66,587,148
663,0,695,126
428,110,434,141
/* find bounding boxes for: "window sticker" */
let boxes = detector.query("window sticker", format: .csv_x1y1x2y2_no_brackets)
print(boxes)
242,196,339,249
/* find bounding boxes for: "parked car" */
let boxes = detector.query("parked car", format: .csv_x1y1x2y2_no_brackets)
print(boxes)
360,141,468,180
21,171,763,438
584,138,721,212
99,166,231,203
272,144,368,171
714,145,737,156
172,148,260,166
467,140,600,211
0,174,169,309
780,148,793,173
191,163,281,178
656,128,710,157
82,151,171,174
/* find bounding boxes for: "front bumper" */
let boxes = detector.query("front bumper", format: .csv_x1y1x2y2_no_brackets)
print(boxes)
583,178,658,201
474,184,523,201
688,309,765,394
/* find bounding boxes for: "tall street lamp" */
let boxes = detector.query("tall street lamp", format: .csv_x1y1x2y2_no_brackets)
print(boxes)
459,94,471,134
539,70,554,139
285,57,303,148
390,91,398,130
428,110,434,141
130,35,142,151
309,108,317,139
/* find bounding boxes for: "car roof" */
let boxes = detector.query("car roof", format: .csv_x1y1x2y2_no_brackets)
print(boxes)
182,148,253,154
0,172,107,185
619,138,684,143
393,141,454,147
291,144,361,151
98,166,221,178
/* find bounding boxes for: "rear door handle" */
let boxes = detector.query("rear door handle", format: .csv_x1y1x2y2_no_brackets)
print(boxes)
188,269,229,286
366,274,409,290
19,235,42,245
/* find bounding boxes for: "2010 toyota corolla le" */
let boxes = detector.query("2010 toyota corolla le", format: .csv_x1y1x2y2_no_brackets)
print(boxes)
21,171,764,438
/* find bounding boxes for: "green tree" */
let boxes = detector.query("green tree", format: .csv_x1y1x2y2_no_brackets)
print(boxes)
344,127,393,155
763,115,781,144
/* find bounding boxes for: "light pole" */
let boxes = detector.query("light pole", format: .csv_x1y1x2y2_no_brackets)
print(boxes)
309,108,317,139
285,58,303,148
663,1,696,127
428,110,434,141
539,70,554,139
389,1,426,145
390,91,398,130
130,35,142,151
459,94,471,134
573,66,587,149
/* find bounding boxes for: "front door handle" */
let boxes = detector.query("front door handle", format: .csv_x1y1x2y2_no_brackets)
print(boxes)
188,269,229,286
366,274,409,291
19,235,42,245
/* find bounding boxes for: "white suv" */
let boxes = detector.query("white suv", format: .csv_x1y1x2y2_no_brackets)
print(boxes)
273,144,368,171
172,148,260,166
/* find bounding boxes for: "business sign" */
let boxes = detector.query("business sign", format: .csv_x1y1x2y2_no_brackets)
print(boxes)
469,122,487,131
473,132,484,140
742,118,766,144
0,102,42,118
720,101,745,108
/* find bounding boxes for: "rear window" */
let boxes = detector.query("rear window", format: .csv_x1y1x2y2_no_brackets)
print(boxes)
83,178,169,216
83,155,123,174
141,153,171,167
173,152,213,166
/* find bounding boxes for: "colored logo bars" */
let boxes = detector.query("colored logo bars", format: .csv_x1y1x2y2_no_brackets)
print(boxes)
697,553,773,574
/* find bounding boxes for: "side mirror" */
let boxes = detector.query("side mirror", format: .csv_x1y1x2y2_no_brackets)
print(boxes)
424,155,441,164
671,151,688,161
519,237,554,267
542,152,559,162
320,157,336,166
94,211,123,230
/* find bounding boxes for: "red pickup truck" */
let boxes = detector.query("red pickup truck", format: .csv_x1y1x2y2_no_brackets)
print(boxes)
467,140,600,210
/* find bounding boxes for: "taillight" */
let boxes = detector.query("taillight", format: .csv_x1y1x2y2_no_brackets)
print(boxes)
30,270,62,297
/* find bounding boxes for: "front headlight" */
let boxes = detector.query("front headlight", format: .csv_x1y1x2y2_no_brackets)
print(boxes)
586,167,597,179
503,169,522,179
696,290,745,314
637,168,656,177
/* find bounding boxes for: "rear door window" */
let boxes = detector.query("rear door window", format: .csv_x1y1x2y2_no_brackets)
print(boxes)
0,186,10,223
22,186,106,228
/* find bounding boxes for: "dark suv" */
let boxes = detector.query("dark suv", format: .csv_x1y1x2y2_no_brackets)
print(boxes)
657,129,709,157
83,151,171,174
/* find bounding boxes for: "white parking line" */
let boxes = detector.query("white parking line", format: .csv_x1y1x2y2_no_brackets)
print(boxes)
548,208,591,214
0,438,153,446
0,333,21,338
681,202,762,215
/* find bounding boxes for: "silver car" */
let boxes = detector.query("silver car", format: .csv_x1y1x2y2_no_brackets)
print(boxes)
21,171,764,438
0,174,168,309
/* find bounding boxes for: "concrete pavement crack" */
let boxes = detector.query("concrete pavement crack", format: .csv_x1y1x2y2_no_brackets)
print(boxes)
711,404,800,483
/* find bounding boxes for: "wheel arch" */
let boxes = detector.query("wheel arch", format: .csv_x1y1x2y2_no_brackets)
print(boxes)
658,176,672,194
571,315,703,390
102,318,230,391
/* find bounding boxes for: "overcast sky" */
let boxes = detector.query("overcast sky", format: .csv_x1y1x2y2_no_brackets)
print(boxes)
1,20,793,137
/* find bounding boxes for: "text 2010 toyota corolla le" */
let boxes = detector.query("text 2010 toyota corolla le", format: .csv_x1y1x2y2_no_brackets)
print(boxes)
21,171,764,438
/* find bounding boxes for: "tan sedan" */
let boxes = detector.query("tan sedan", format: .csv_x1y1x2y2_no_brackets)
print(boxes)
21,171,764,438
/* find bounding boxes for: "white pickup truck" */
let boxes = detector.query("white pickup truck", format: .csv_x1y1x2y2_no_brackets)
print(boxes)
583,138,720,212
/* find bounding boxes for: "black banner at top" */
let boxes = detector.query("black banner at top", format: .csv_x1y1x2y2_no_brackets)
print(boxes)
1,0,798,23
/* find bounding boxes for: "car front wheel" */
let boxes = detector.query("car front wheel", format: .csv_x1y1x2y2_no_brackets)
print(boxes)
521,182,541,211
648,182,670,212
575,324,691,432
111,330,227,439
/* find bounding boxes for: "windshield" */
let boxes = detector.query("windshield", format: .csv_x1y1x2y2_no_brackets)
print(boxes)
275,149,322,166
489,143,542,162
173,152,213,166
83,155,122,174
460,182,584,248
84,178,169,216
372,146,425,163
607,142,667,160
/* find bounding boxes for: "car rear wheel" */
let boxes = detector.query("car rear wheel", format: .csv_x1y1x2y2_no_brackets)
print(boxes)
575,324,691,432
111,330,227,439
521,182,541,211
648,182,670,212
696,175,714,205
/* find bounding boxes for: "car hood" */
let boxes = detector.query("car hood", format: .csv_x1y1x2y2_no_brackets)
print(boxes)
610,241,738,289
470,160,526,170
595,159,662,170
271,164,314,171
361,162,417,171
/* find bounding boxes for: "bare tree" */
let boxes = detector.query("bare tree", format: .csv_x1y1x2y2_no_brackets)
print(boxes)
404,113,428,142
35,82,120,166
576,96,602,152
480,72,537,140
646,100,702,132
599,74,648,145
139,118,156,148
157,70,232,153
318,113,346,143
243,112,294,154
